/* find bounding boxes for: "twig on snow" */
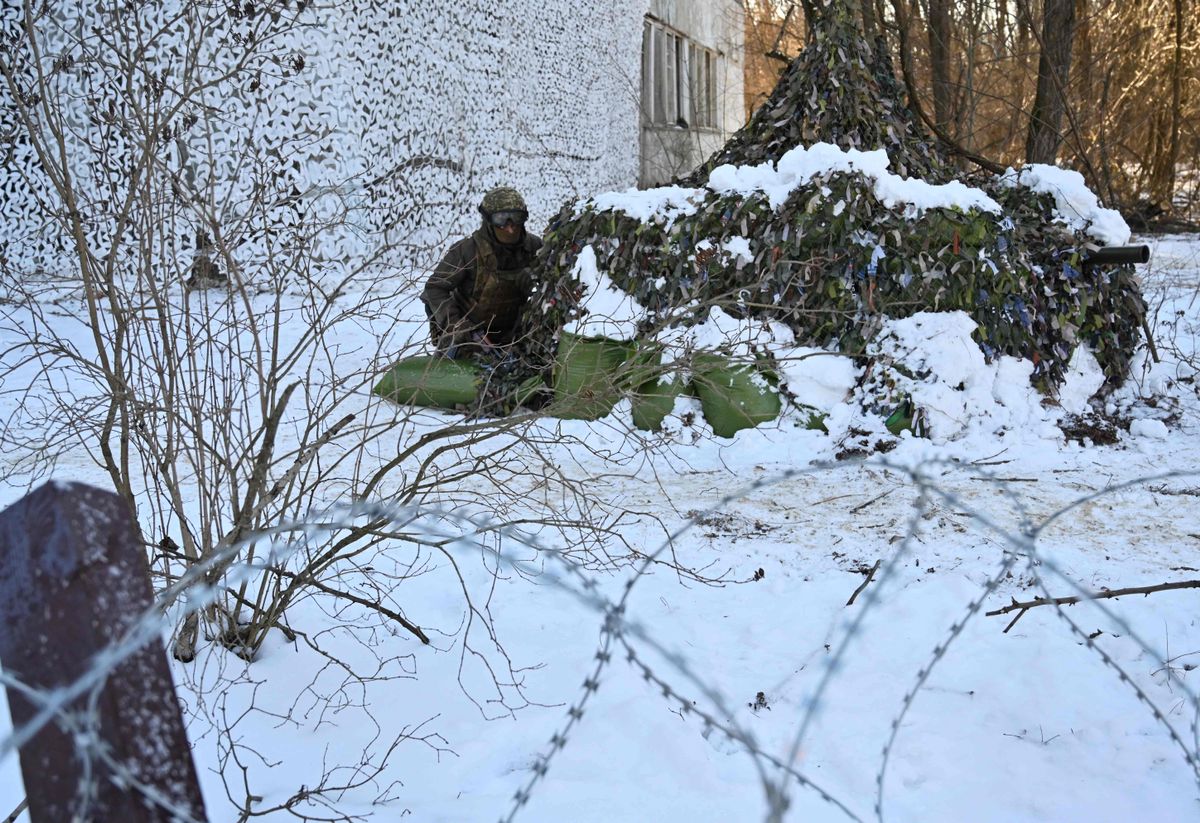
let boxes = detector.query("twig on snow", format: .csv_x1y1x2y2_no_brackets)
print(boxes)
987,578,1200,633
846,559,882,606
270,567,431,645
850,489,894,514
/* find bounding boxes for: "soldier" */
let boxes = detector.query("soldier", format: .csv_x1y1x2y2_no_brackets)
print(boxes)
421,186,543,359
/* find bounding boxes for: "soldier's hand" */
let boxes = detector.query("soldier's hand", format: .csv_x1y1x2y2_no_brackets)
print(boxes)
448,319,475,344
436,319,474,355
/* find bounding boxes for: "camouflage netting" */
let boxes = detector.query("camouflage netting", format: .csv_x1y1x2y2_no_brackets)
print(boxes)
514,1,1146,408
678,6,949,185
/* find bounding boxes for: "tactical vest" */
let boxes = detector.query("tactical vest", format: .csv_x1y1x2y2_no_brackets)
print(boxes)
464,229,529,342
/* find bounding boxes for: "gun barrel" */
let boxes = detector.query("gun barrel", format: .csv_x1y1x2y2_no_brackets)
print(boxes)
1083,245,1150,266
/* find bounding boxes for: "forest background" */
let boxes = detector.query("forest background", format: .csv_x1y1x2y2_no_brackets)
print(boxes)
743,0,1198,228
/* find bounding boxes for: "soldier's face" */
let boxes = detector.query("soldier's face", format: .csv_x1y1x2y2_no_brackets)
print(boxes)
494,223,521,244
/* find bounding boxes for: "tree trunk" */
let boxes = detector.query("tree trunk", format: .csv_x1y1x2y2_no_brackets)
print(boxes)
927,0,954,132
860,0,879,39
995,0,1007,57
1078,0,1095,100
799,0,821,39
960,0,983,152
1025,0,1077,164
1149,0,1185,209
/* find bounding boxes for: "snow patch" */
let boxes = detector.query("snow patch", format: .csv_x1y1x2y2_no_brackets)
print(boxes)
1058,346,1105,415
563,245,642,338
870,311,1058,444
722,236,754,266
1129,418,1168,439
655,307,792,360
999,164,1131,245
707,142,1002,214
584,185,705,227
775,349,860,412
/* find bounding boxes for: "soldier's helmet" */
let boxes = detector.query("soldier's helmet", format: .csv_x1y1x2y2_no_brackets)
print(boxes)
479,186,528,217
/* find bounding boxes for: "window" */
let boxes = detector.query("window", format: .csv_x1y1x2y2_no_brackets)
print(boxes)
642,19,719,129
689,44,717,128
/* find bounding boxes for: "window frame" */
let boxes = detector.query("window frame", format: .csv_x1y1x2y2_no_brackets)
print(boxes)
642,18,720,130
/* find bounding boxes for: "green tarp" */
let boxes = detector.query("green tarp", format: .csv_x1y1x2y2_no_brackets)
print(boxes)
373,355,481,409
549,332,636,420
630,375,684,432
373,340,788,438
691,354,783,438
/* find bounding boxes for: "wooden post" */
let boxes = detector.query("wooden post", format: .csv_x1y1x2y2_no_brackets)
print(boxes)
0,482,206,822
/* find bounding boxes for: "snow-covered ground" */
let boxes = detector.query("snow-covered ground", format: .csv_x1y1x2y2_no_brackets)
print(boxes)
2,231,1199,822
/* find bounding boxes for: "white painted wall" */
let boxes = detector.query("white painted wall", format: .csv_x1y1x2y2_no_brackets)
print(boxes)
0,1,649,279
0,1,745,279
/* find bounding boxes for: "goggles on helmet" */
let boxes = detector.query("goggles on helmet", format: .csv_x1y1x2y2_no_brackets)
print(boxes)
489,209,527,228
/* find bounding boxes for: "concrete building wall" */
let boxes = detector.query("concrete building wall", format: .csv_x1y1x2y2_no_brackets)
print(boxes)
640,0,746,186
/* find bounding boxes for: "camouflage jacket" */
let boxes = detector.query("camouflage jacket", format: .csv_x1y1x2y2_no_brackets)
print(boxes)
421,227,542,345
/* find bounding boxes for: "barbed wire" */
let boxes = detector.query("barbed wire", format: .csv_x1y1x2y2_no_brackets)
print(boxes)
2,463,1199,821
492,460,1200,821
